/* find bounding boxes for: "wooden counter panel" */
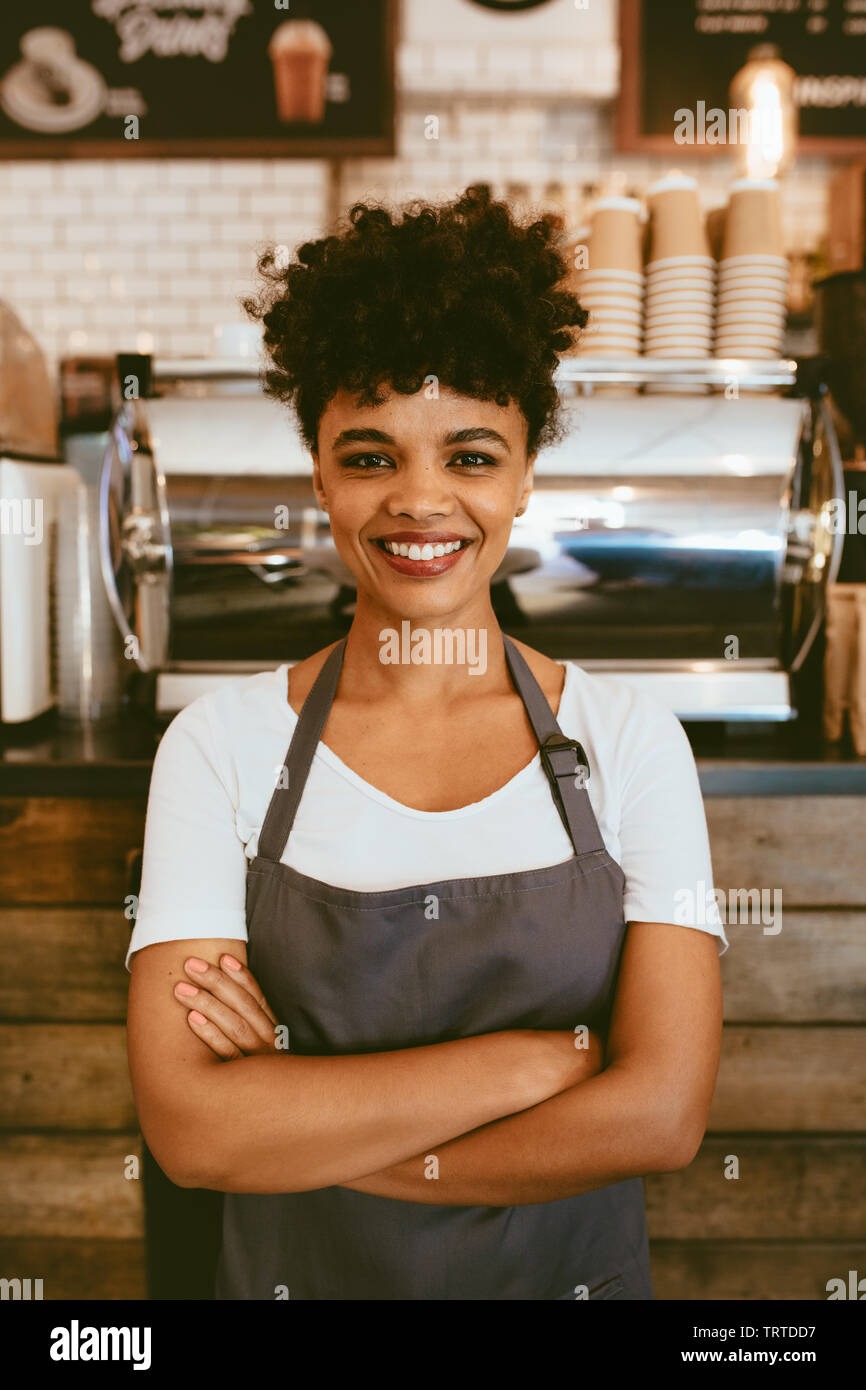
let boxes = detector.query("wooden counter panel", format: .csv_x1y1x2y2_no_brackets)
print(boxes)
1,1021,861,1132
708,1027,866,1131
650,1241,866,1301
0,1237,146,1300
0,1025,135,1130
721,911,866,1021
706,798,866,905
0,909,131,1020
0,799,145,904
0,900,863,1029
0,1134,143,1240
646,1138,866,1240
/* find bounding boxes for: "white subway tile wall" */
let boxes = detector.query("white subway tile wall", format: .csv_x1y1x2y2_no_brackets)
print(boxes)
0,0,834,373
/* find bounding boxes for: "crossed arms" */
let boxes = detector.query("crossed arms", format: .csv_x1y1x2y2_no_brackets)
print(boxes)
126,920,722,1206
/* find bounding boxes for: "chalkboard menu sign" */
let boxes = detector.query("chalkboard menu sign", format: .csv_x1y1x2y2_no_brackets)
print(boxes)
0,1,395,158
619,0,866,155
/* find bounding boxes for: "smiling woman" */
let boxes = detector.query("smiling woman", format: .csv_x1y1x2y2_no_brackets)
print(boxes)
125,184,724,1302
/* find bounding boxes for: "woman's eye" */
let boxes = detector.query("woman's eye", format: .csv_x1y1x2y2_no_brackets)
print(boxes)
452,453,496,469
340,451,496,471
342,453,392,470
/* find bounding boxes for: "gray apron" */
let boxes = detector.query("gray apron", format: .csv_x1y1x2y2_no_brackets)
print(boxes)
214,632,654,1300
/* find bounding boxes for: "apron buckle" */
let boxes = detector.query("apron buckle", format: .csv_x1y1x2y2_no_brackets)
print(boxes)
540,734,591,787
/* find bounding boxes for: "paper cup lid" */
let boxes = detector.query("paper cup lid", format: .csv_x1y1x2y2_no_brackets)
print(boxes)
269,20,333,56
647,255,715,269
729,178,779,193
647,174,698,195
593,196,643,213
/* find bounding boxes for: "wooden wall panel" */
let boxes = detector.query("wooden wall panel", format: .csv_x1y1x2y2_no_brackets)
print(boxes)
705,799,866,905
0,791,861,1300
0,799,145,904
0,1135,143,1240
0,1025,135,1130
0,1238,146,1300
3,1022,862,1134
645,1139,866,1240
0,910,131,1021
650,1241,866,1301
708,1027,866,1131
720,912,866,1022
2,907,864,1027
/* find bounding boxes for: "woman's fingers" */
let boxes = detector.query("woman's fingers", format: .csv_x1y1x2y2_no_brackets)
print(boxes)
218,953,279,1025
185,1007,243,1061
180,956,278,1047
174,977,277,1055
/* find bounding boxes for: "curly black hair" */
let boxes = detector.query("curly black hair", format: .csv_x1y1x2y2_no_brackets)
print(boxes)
241,184,587,456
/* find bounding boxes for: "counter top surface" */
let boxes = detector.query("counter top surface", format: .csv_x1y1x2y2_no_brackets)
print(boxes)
1,707,864,796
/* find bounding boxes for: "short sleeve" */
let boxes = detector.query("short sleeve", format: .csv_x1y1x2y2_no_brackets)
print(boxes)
125,697,249,971
617,691,728,954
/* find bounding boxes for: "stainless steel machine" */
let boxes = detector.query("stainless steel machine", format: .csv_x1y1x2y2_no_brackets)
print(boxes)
99,354,843,720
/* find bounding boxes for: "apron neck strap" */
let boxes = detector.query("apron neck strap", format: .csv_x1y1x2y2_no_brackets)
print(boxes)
258,632,604,863
257,638,347,863
502,635,603,856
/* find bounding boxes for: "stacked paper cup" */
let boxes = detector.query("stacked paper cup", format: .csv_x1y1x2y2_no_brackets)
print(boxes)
572,197,643,357
644,175,714,358
715,179,787,359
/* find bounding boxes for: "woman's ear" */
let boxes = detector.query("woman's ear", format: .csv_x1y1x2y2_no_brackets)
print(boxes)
517,454,536,516
311,454,328,513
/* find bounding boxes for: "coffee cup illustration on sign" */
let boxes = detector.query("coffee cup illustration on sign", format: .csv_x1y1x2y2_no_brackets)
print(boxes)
268,20,333,124
0,27,106,133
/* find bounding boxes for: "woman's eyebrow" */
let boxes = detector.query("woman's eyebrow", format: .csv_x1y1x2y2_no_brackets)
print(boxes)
329,425,512,453
443,427,511,452
330,427,396,449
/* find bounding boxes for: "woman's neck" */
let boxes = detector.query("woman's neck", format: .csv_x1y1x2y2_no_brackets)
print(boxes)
338,597,507,711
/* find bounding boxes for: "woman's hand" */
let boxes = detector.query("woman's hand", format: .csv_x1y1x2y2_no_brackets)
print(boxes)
173,953,283,1060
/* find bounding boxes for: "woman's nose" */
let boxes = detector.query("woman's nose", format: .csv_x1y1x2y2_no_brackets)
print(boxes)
381,464,456,516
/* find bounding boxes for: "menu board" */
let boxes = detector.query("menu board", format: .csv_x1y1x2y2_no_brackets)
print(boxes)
619,0,866,155
0,1,395,158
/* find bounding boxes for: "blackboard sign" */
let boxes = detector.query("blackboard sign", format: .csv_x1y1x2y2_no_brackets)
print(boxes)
619,0,866,156
0,1,395,158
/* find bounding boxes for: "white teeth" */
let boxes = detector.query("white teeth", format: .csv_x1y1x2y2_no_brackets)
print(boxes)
382,539,466,558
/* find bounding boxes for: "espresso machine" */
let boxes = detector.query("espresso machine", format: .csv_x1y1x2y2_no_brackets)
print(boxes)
99,352,842,724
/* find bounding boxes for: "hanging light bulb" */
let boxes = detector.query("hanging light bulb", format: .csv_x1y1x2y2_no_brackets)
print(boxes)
729,44,798,179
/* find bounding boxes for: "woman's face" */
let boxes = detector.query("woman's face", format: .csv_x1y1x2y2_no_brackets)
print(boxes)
311,384,535,624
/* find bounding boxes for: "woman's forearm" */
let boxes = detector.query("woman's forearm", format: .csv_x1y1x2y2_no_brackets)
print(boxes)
339,1063,689,1206
150,1029,590,1193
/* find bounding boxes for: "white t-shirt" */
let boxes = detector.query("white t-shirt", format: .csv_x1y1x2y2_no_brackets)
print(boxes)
126,659,728,971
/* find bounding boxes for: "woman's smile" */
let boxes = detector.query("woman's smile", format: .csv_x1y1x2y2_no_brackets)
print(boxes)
371,530,475,577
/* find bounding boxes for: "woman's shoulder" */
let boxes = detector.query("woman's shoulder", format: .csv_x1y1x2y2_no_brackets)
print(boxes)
157,641,343,757
503,635,569,713
555,659,692,774
157,663,294,757
284,640,344,715
506,636,675,730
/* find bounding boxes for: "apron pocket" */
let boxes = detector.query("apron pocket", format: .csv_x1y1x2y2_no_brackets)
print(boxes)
589,1273,626,1300
556,1273,627,1300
